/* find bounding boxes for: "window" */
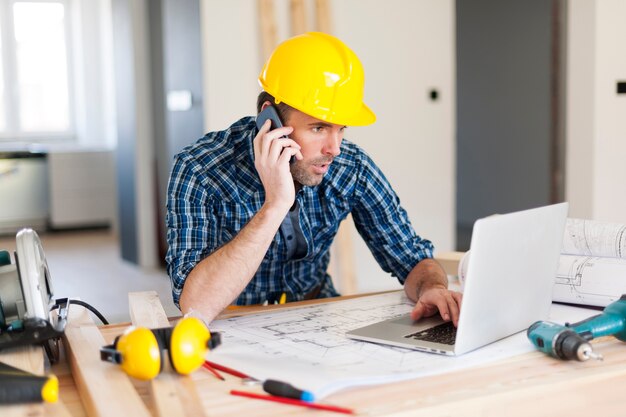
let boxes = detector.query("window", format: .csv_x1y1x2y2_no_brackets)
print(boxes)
0,0,73,140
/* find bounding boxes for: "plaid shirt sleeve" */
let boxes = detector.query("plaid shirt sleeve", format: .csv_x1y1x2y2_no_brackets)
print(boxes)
350,150,434,284
165,152,219,309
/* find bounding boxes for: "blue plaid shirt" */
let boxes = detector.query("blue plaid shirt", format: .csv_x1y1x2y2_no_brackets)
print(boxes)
166,117,434,308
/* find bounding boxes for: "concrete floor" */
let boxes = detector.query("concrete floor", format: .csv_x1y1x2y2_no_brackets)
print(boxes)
0,229,180,324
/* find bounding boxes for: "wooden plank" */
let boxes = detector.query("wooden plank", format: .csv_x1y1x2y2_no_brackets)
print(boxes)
0,345,45,417
315,0,333,33
289,0,307,35
128,291,207,417
329,216,357,295
434,251,465,276
63,303,151,417
257,0,277,64
45,362,82,417
0,345,44,375
128,291,171,328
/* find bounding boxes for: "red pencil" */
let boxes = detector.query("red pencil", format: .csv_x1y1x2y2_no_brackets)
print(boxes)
229,389,356,415
203,360,250,379
201,362,225,381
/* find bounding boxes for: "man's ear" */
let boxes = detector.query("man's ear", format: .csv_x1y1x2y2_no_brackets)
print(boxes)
260,101,272,111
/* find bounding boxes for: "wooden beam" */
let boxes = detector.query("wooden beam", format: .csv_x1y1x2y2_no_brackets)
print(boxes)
128,291,171,328
434,251,465,277
329,216,357,295
315,0,333,33
257,0,278,64
63,304,151,417
0,345,44,375
289,0,307,35
128,291,207,417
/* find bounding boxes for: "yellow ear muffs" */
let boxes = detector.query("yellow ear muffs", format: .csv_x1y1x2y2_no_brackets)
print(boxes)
100,318,221,380
169,317,212,375
100,326,162,380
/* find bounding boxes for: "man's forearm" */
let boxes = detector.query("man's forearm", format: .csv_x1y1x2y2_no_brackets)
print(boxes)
403,258,448,302
179,202,287,321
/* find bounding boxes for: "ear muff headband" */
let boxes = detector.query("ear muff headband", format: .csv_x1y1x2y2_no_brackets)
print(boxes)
169,317,211,375
116,327,162,380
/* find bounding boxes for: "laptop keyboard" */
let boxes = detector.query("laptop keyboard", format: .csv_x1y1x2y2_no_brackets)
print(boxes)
404,322,457,345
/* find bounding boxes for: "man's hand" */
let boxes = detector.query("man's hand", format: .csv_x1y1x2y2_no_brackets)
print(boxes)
404,259,463,327
410,285,463,326
253,119,303,211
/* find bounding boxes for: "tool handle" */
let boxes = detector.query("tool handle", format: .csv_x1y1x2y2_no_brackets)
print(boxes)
263,379,314,402
0,377,47,404
0,362,58,404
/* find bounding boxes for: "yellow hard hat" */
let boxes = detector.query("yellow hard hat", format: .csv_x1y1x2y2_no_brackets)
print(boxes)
259,32,376,126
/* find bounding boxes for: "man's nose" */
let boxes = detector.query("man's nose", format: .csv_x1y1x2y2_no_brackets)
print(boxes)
323,133,342,157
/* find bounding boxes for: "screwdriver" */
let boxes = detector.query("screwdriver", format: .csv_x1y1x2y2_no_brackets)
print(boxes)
0,362,59,404
262,379,314,402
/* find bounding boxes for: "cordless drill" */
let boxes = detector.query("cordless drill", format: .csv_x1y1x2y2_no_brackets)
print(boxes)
527,294,626,361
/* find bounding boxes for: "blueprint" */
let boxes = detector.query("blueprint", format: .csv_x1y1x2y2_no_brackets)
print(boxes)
208,292,597,398
552,218,626,306
553,254,626,307
562,218,626,259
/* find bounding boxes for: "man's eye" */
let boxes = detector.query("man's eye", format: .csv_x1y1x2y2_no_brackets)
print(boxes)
312,126,323,133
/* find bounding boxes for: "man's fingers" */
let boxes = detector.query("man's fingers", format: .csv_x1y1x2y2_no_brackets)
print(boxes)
278,146,301,164
452,291,463,310
259,127,295,161
412,289,464,325
411,301,438,321
446,293,460,326
268,138,301,163
410,303,425,321
435,297,451,322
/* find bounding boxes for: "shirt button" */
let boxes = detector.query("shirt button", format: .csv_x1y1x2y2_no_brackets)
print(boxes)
287,235,293,240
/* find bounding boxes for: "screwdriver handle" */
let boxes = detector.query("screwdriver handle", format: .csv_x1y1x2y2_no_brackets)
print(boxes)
0,375,58,404
263,379,314,402
0,362,58,404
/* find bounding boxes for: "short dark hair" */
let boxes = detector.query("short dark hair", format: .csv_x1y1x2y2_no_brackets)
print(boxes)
256,91,294,122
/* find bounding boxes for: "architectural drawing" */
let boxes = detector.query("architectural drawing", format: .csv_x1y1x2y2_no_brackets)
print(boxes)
562,218,626,259
553,254,626,307
208,292,595,398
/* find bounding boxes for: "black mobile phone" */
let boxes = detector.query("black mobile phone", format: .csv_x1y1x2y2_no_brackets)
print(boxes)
256,105,295,164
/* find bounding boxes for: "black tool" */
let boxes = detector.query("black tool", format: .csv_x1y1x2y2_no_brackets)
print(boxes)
0,362,58,404
263,379,314,402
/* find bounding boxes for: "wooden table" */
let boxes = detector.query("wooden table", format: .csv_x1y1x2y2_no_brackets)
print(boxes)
4,291,626,417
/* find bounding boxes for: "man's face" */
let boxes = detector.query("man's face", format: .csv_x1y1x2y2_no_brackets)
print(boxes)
284,109,346,187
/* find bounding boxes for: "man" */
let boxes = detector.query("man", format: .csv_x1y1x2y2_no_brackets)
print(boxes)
166,32,462,324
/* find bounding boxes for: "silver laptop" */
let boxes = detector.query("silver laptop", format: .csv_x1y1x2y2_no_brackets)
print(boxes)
346,202,569,356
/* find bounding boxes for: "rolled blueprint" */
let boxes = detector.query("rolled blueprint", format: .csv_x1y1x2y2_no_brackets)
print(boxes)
553,254,626,307
562,218,626,259
459,218,626,307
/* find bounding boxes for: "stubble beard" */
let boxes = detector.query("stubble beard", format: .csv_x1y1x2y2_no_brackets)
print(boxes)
290,156,334,187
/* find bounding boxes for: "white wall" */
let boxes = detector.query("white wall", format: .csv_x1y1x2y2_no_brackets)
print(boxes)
71,0,117,148
200,0,455,293
566,0,626,223
333,0,455,292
